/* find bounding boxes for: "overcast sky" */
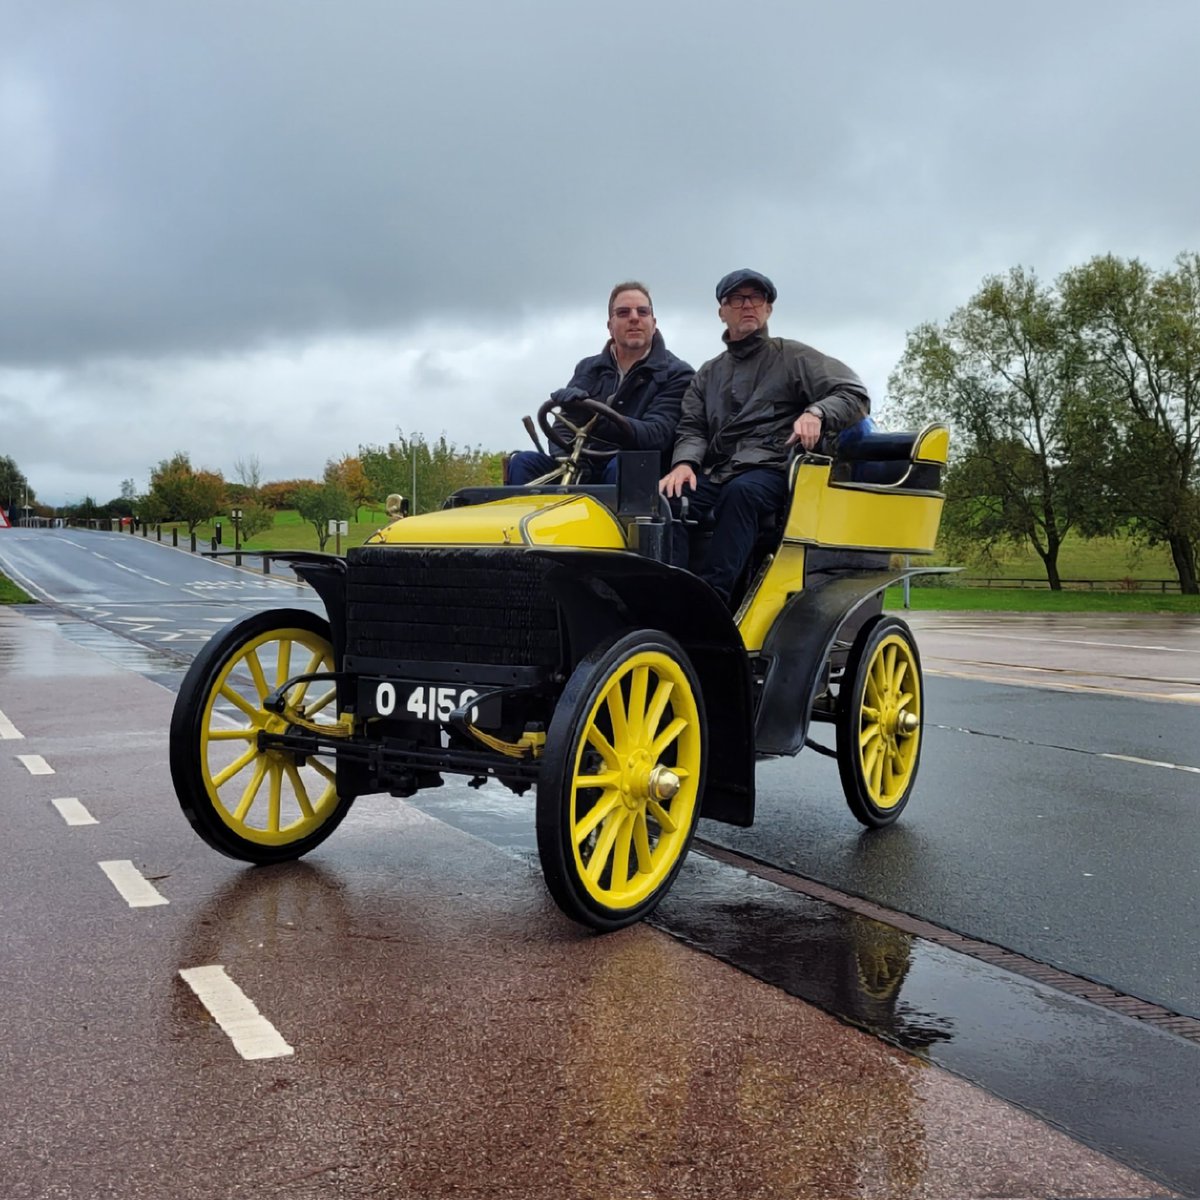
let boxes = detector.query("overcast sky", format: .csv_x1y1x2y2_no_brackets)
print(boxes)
3,0,1198,505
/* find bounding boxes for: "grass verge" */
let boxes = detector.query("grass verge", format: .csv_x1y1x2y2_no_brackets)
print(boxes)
884,586,1200,614
0,571,34,604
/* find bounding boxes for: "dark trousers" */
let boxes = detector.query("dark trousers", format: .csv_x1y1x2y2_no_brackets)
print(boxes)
669,468,790,603
506,450,618,486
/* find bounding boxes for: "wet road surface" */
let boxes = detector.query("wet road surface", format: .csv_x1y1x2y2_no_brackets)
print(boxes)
0,606,1185,1198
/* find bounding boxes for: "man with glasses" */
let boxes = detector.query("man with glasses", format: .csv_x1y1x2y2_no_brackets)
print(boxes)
507,281,694,485
659,268,871,605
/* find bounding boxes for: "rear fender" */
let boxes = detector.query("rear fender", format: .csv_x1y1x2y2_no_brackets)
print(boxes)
754,566,952,755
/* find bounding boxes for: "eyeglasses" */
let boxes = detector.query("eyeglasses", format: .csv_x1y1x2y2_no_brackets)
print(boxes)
612,306,653,319
723,292,768,309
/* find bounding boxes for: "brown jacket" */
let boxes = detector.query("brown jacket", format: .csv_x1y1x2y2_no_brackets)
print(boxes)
671,327,870,483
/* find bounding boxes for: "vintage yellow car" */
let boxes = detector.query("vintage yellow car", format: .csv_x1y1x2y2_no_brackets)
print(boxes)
169,403,949,931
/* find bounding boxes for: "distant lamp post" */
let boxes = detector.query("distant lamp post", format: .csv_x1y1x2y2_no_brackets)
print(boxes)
231,508,243,565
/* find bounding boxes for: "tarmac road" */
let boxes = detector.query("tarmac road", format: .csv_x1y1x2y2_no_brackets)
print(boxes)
3,526,1199,1193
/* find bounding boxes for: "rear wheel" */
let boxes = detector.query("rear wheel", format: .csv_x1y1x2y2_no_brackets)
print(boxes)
836,615,923,827
537,630,706,931
169,608,353,862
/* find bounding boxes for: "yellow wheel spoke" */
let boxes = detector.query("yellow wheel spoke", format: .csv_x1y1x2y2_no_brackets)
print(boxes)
302,686,337,718
232,758,268,820
212,745,260,788
284,762,316,819
632,811,654,873
309,758,337,786
585,810,624,883
651,716,687,760
585,725,620,769
576,769,621,790
871,743,886,795
206,727,256,742
859,721,880,750
627,665,649,744
894,659,909,692
219,684,263,722
246,649,270,702
866,669,883,708
605,685,629,754
267,763,283,832
643,679,674,744
573,790,622,844
862,704,881,723
883,644,897,685
275,638,292,688
646,797,678,834
611,811,634,889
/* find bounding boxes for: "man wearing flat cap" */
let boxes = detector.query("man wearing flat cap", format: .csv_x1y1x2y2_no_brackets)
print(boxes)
660,268,871,605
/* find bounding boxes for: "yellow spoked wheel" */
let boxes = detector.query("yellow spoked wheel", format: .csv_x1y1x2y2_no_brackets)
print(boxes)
836,615,923,828
537,630,706,931
169,608,354,863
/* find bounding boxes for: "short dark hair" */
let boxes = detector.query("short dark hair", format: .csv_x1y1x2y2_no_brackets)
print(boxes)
608,280,653,316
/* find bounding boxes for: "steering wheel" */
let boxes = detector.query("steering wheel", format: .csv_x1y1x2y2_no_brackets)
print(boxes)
536,396,637,459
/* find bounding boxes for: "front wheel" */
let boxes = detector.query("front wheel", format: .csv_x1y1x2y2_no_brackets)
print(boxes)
836,614,924,828
536,630,706,931
169,608,353,863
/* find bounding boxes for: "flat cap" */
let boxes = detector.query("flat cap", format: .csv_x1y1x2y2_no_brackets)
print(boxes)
715,268,777,303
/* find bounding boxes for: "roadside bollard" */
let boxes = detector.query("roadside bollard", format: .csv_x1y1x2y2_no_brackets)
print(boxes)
190,532,197,552
172,528,178,547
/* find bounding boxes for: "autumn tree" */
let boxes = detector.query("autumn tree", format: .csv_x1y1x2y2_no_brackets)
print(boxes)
147,452,227,536
324,455,375,519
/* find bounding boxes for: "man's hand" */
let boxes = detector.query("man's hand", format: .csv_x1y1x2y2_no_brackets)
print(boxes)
787,408,823,451
659,463,697,498
550,386,591,424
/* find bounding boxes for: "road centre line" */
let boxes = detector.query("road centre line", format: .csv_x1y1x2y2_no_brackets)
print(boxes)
89,552,171,586
98,860,169,907
52,797,98,825
178,966,294,1060
1100,752,1200,775
932,723,1200,774
0,709,23,739
17,754,54,775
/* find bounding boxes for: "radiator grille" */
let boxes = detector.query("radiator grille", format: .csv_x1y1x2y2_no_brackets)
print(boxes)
344,547,561,668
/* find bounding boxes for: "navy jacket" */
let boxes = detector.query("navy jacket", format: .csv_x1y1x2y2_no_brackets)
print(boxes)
562,330,694,467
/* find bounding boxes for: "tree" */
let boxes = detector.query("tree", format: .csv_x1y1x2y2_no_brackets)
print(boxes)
147,452,227,535
236,501,275,543
359,432,502,517
294,481,353,551
0,454,32,519
1060,254,1200,594
325,455,374,519
889,267,1111,588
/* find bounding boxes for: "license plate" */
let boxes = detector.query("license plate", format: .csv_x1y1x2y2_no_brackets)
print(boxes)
358,679,495,724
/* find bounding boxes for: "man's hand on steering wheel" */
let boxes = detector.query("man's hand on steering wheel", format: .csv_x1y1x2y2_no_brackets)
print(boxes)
549,386,592,425
536,393,637,457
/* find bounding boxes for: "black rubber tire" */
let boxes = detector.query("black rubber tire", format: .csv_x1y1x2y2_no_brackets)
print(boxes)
836,614,924,828
170,608,354,863
536,629,707,931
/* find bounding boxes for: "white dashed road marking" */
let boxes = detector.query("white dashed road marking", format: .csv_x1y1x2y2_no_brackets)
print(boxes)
17,754,54,775
178,965,295,1060
52,797,99,826
0,709,23,739
98,860,169,907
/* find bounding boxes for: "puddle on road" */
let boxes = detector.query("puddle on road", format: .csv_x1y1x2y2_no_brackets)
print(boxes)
11,607,190,686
